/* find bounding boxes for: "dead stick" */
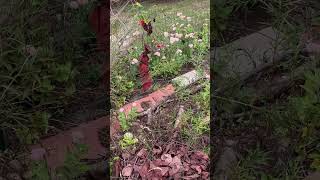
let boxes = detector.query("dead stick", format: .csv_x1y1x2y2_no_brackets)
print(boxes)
174,105,185,129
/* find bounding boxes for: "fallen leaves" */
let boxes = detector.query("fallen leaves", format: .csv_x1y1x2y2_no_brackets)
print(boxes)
114,144,210,179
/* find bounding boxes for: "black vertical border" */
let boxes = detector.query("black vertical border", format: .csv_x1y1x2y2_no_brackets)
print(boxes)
99,0,111,178
210,0,217,179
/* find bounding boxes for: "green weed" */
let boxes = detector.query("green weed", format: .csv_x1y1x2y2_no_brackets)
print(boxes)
119,132,138,149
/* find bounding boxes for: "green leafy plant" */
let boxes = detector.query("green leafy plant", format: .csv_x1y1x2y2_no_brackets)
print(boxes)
118,107,138,131
119,132,138,149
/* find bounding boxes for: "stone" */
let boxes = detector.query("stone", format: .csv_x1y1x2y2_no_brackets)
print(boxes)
215,27,286,79
172,70,202,88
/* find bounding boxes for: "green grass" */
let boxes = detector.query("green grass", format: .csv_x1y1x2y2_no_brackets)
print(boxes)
0,0,101,145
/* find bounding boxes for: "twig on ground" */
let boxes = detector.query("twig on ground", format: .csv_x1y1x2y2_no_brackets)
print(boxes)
174,105,185,129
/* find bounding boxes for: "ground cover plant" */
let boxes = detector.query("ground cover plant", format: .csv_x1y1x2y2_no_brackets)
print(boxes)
212,0,320,179
110,0,210,178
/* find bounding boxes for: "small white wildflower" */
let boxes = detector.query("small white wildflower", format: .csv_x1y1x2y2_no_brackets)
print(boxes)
180,24,184,27
187,24,191,27
175,33,183,38
131,58,138,65
154,52,161,57
187,17,191,21
69,1,79,9
180,15,186,19
185,33,194,38
173,27,176,31
132,31,141,36
203,23,208,26
125,35,130,39
176,49,182,54
117,76,122,80
122,40,130,47
134,46,138,49
188,44,194,48
177,12,183,17
170,37,179,44
119,108,124,112
162,56,166,59
164,32,169,37
198,39,203,42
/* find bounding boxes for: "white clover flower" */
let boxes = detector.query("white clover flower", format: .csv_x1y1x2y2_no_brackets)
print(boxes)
164,32,169,37
176,49,182,54
162,56,166,59
154,52,161,57
177,12,183,16
122,40,130,47
198,39,203,42
131,58,138,65
175,33,183,38
132,31,141,36
180,24,184,27
170,37,180,44
186,33,194,38
187,24,191,27
173,27,177,31
187,17,191,21
188,44,194,48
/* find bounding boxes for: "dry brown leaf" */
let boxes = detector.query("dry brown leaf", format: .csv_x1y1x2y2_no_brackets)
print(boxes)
122,164,133,177
153,145,162,155
190,165,202,174
137,148,148,158
182,174,200,180
161,154,173,164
